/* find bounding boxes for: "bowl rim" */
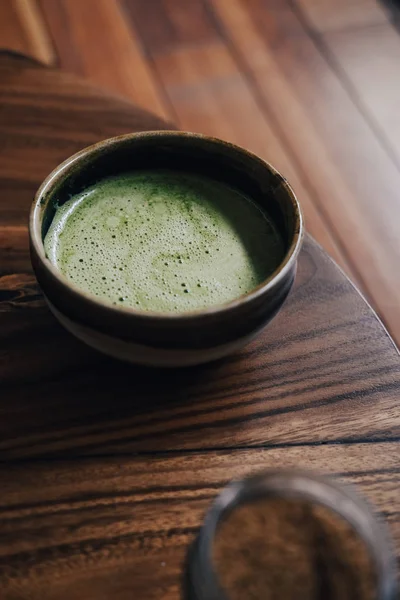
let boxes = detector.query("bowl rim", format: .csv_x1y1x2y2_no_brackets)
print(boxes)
30,130,304,322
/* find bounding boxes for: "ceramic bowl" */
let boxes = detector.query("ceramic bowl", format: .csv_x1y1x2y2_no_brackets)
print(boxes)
29,131,303,367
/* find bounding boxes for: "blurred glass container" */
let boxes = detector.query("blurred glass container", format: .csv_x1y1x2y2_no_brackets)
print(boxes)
185,469,397,600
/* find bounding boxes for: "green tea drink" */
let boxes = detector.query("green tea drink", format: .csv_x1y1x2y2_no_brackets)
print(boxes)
44,171,284,313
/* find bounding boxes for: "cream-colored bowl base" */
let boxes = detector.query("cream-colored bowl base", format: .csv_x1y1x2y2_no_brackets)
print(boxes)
46,299,261,367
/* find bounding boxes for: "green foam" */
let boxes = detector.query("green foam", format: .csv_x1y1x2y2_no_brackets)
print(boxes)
44,171,285,313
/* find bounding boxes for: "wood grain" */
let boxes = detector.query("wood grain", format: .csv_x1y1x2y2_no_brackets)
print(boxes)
0,226,29,275
122,0,220,53
323,23,400,165
125,0,352,274
0,55,173,229
295,0,389,32
209,0,400,348
0,53,400,600
38,0,171,119
2,235,400,460
0,0,55,65
0,444,399,599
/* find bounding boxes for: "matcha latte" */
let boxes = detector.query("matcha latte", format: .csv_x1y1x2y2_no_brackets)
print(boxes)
44,171,285,313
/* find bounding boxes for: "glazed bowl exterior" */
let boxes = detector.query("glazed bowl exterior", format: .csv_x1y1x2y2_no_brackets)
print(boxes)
29,131,303,367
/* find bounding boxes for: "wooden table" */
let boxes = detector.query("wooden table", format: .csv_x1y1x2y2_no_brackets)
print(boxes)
1,54,399,599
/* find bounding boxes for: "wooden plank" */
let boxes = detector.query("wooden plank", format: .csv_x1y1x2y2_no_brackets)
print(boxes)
122,0,220,53
209,0,400,347
0,226,30,275
2,237,400,459
125,1,353,275
295,0,389,32
0,443,399,599
323,22,400,165
0,0,55,65
0,57,173,228
38,0,170,119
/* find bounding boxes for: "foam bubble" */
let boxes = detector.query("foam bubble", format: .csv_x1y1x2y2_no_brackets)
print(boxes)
44,170,285,313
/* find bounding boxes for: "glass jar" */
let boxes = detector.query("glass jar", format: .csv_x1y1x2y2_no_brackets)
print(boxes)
185,469,397,600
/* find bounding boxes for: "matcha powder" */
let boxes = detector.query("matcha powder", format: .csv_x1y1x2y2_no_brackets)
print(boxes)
212,498,377,600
